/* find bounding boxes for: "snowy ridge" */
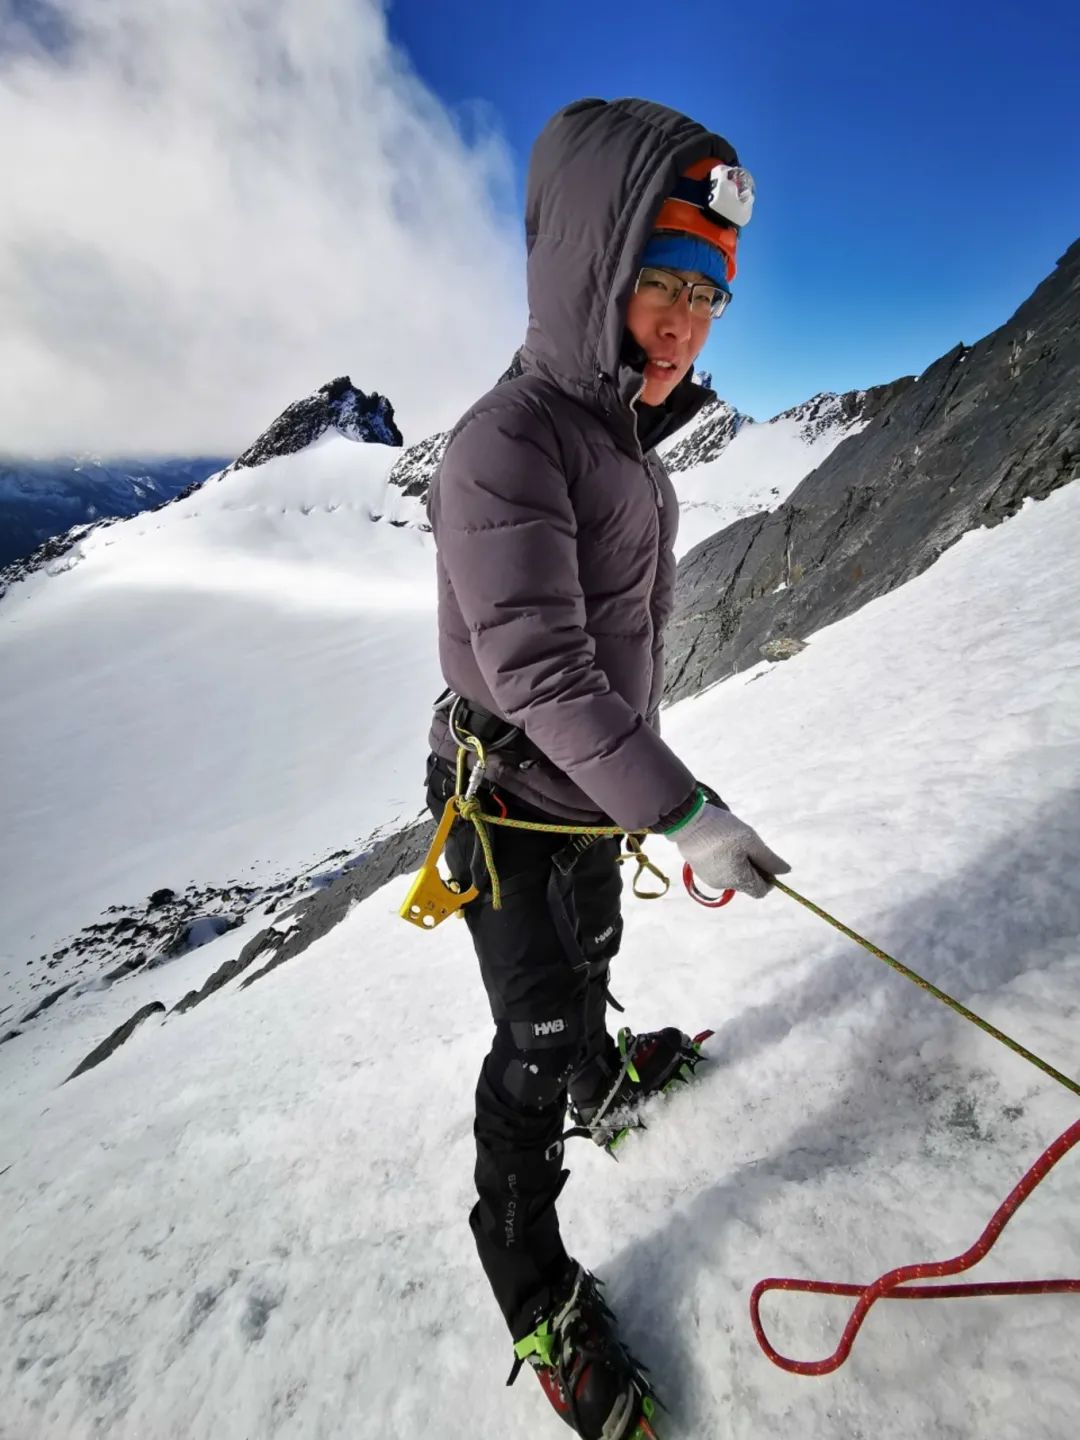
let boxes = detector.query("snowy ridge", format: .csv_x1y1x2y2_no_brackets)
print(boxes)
0,454,229,577
660,381,921,562
661,395,749,475
1,483,1078,1438
665,398,869,560
772,388,869,442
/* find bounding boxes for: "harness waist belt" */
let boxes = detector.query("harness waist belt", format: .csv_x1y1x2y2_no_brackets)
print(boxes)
433,688,545,770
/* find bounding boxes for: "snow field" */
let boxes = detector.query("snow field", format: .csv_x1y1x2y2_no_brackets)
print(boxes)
2,482,1079,1437
0,436,440,1001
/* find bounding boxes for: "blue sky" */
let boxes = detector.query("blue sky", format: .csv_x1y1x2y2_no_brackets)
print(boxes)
387,0,1080,420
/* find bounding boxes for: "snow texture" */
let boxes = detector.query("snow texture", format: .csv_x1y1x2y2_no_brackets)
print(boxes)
2,470,1079,1437
0,433,438,1003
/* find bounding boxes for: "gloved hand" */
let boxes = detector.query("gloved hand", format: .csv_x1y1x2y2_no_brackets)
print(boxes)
666,791,789,900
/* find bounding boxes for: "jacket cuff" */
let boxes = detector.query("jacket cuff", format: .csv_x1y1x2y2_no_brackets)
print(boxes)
656,786,706,836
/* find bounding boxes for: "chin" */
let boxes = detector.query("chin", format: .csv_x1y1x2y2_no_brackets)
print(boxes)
643,378,679,405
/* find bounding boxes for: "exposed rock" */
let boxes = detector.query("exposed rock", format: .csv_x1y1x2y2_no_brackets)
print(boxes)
231,377,402,471
66,1002,166,1081
147,888,176,909
239,817,435,991
662,397,751,474
20,983,75,1024
165,817,431,1014
665,237,1080,700
0,516,122,600
171,935,277,1015
773,381,914,445
152,913,244,965
102,955,149,983
662,381,913,480
387,351,524,509
0,454,229,576
387,432,448,502
760,637,807,662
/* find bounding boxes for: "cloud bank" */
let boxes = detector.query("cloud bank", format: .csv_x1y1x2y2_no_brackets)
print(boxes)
0,0,526,455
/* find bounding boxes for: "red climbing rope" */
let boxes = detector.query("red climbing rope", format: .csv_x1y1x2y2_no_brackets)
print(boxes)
750,1117,1080,1375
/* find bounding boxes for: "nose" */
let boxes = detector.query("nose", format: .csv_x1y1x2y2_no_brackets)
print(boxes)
657,289,693,344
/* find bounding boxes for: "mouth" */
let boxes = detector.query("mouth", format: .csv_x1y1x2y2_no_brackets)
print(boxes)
644,357,680,383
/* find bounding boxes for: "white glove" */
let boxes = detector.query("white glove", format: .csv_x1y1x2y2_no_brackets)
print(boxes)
671,798,790,900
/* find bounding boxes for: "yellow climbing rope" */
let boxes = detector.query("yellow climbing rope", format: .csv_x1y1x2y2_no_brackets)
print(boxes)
399,729,670,930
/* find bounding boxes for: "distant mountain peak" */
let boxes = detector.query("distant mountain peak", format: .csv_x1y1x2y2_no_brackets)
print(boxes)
772,382,913,444
232,377,403,471
660,395,752,474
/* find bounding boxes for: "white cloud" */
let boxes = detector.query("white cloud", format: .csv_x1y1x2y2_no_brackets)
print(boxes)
0,0,526,455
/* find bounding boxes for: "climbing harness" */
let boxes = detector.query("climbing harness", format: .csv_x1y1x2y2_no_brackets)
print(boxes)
400,718,671,929
684,864,1080,1374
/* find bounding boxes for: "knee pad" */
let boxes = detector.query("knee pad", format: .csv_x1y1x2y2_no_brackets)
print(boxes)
496,1015,584,1110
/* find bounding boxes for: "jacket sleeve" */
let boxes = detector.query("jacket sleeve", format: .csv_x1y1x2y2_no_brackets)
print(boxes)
432,400,695,831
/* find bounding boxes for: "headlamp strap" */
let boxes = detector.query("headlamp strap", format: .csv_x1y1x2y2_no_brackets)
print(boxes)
669,174,740,233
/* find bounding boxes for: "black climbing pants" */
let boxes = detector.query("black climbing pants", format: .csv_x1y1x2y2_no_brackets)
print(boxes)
425,755,624,1341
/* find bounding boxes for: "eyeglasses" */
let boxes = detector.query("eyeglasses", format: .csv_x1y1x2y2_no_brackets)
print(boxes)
634,266,732,319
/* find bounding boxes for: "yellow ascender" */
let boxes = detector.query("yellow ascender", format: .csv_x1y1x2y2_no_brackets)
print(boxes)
399,797,479,929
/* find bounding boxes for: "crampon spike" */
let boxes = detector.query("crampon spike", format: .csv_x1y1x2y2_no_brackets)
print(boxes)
628,1393,661,1438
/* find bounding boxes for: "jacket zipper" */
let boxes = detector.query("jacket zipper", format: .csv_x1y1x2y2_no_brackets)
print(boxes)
643,454,664,509
629,380,664,510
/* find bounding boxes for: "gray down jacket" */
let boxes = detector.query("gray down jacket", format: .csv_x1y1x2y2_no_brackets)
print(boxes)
428,97,740,831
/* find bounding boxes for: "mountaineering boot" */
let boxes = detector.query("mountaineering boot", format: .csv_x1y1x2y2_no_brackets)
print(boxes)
508,1263,660,1438
567,1026,714,1151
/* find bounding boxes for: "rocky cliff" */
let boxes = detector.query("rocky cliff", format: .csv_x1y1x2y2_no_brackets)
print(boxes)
664,236,1080,701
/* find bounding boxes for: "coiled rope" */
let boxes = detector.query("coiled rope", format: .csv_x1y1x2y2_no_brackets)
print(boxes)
684,869,1080,1374
750,1118,1080,1374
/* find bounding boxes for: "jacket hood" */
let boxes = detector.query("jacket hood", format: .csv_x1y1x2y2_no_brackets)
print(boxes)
521,97,739,451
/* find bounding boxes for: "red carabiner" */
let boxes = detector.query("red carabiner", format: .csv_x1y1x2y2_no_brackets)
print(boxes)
683,863,736,908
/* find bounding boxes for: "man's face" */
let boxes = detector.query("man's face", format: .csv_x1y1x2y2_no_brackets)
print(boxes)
625,268,714,406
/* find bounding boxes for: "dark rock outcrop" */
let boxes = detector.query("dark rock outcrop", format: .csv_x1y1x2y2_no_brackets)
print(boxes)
238,817,435,991
66,1002,165,1081
665,237,1080,700
662,397,750,474
170,816,433,1012
153,914,244,965
662,381,913,479
20,983,75,1024
387,351,524,508
231,377,402,471
387,432,448,501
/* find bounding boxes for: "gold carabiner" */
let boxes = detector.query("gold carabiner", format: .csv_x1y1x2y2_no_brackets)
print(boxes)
399,797,479,930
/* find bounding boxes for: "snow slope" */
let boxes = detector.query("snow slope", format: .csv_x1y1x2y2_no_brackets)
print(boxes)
0,435,439,1005
2,482,1078,1439
666,408,867,560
